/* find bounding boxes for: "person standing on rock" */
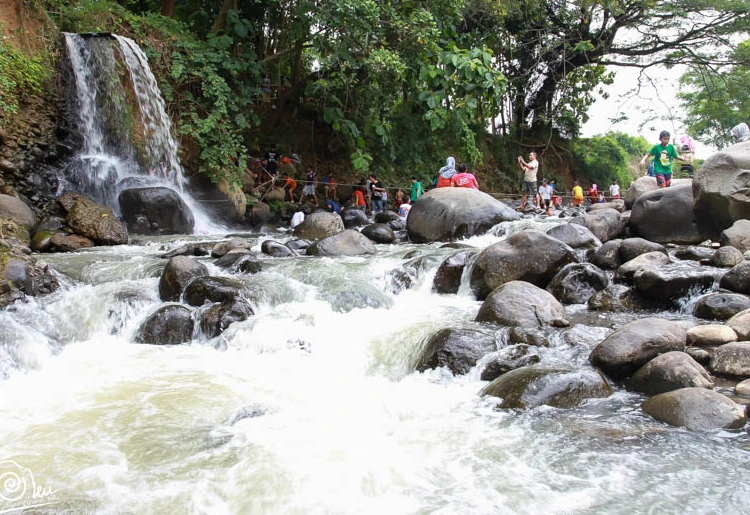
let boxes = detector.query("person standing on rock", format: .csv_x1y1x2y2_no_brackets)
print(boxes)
571,180,584,207
640,130,686,188
538,178,553,215
609,181,621,199
410,177,424,202
303,165,318,205
518,151,538,209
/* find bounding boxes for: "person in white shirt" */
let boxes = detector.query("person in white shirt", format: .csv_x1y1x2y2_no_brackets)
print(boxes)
609,181,620,199
518,151,539,209
398,198,412,219
538,178,553,215
290,208,305,229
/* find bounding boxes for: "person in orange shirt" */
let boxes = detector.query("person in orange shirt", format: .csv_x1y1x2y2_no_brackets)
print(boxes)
283,174,298,202
351,186,366,208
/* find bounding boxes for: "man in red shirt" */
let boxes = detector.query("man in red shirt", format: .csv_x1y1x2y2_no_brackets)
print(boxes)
450,163,479,189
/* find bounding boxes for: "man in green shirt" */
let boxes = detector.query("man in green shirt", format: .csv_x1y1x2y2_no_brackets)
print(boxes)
410,177,424,201
640,130,685,188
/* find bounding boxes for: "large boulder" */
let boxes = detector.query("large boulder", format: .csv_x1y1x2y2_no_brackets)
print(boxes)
481,366,612,409
570,208,624,243
589,318,687,380
590,239,622,270
0,193,36,231
710,246,744,268
0,233,59,308
617,251,670,283
341,207,369,228
293,211,344,240
135,305,194,345
475,280,566,327
720,219,750,253
406,187,520,243
641,387,747,431
719,261,750,294
62,193,128,245
415,328,498,375
306,229,377,256
619,238,666,263
629,183,702,244
693,140,750,239
625,351,714,395
469,230,578,300
694,292,750,321
546,262,609,304
159,256,209,301
49,232,95,252
686,324,738,347
625,176,692,209
118,187,195,235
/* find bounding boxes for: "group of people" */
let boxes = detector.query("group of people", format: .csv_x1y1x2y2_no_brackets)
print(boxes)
434,157,480,189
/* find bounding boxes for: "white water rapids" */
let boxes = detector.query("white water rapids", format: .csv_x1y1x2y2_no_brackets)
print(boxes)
1,220,749,514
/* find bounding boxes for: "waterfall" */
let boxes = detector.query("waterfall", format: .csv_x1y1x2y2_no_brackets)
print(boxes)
60,33,218,233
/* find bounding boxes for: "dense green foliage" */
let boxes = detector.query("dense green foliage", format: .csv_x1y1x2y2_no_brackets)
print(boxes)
679,39,750,150
0,29,50,121
572,133,648,189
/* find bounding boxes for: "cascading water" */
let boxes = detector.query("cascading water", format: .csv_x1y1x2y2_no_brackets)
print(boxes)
1,216,749,514
60,32,217,233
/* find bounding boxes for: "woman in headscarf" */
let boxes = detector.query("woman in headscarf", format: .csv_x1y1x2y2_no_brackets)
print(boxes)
436,156,456,188
730,123,750,143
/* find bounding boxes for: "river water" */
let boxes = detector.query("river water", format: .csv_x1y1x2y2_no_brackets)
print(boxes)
1,219,749,514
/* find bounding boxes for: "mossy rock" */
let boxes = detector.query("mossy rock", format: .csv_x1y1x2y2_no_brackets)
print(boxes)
0,219,30,245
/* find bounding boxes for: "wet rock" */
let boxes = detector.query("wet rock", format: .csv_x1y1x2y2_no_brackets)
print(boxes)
481,366,613,409
545,223,601,250
709,342,750,377
30,230,53,252
306,229,376,256
588,199,625,213
248,202,273,226
285,239,310,253
686,347,712,366
736,379,750,396
719,261,750,294
590,239,622,270
0,193,36,231
159,256,209,302
480,345,541,381
199,298,255,338
589,318,687,380
694,292,750,321
476,280,566,328
626,351,714,395
49,232,95,252
693,140,750,239
341,207,369,228
629,183,702,244
211,238,253,257
641,387,747,431
118,187,195,235
214,251,262,274
547,262,609,304
406,187,519,243
720,219,750,253
261,240,297,257
60,193,128,245
432,249,478,294
632,264,718,303
374,210,400,223
361,223,395,244
570,208,624,243
293,211,344,240
161,242,212,258
470,230,578,300
388,218,406,231
619,238,666,263
674,246,714,261
183,276,246,306
415,328,498,375
617,251,670,283
135,305,194,345
588,284,654,312
508,327,550,347
686,325,738,347
710,246,744,268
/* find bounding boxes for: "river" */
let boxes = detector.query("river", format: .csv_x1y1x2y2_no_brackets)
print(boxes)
1,219,749,514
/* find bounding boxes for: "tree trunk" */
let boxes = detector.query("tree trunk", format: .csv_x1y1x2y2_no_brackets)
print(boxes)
210,0,238,34
160,0,174,17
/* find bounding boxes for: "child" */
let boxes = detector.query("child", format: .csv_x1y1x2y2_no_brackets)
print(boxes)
640,130,685,188
571,181,584,207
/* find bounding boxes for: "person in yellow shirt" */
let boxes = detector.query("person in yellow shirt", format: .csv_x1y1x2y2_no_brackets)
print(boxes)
571,181,584,207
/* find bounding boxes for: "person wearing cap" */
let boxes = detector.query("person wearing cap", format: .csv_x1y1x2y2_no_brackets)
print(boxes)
640,130,685,188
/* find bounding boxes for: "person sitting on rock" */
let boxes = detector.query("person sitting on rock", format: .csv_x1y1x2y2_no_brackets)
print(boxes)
731,122,750,143
436,156,457,188
398,197,412,219
450,163,479,189
290,206,305,229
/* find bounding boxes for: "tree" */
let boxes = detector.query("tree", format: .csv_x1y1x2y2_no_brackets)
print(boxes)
678,39,750,149
465,0,750,137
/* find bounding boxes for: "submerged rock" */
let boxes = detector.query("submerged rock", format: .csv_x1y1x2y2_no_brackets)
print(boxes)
415,328,498,376
135,304,194,345
433,249,478,294
481,366,612,409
